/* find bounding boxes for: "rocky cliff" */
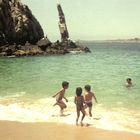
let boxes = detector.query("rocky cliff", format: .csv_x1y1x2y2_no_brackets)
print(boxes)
0,0,90,57
0,0,44,46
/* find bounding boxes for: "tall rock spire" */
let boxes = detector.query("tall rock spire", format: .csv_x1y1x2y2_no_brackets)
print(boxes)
57,3,69,42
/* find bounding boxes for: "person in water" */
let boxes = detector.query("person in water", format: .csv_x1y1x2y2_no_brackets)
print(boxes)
74,87,86,126
84,85,98,117
52,81,69,115
125,78,133,87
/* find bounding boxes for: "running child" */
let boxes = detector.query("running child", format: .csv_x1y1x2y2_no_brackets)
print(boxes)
74,87,86,126
52,81,69,115
84,85,98,117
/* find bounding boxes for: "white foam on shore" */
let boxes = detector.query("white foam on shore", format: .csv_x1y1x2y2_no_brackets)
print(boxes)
0,96,140,134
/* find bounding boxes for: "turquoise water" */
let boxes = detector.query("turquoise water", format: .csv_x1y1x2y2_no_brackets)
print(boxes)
0,42,140,133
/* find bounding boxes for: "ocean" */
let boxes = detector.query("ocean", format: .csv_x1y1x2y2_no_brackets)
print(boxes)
0,42,140,134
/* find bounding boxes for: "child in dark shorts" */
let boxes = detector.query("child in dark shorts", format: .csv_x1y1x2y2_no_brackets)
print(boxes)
84,85,98,117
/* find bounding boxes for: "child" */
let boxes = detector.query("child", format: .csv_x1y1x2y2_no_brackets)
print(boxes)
74,87,86,126
126,78,133,87
52,81,69,115
84,85,98,117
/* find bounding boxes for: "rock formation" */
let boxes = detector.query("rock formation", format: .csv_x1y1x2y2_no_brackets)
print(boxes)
0,0,44,45
0,1,90,57
57,3,69,42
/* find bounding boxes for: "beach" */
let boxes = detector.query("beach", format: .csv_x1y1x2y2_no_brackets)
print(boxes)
0,42,140,136
0,121,140,140
0,0,140,139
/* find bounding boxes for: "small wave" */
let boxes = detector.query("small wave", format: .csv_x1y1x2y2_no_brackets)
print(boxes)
0,97,140,134
0,92,26,98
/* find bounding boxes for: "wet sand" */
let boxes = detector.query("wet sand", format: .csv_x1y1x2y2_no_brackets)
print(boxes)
0,121,140,140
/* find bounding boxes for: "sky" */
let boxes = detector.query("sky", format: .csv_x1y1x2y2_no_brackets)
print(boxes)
22,0,140,41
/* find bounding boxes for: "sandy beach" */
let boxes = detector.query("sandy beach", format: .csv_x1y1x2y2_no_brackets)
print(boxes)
0,121,140,140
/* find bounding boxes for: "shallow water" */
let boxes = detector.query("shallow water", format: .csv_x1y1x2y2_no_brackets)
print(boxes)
0,42,140,133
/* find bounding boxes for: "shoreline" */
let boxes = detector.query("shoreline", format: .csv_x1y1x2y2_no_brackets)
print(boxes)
0,121,140,140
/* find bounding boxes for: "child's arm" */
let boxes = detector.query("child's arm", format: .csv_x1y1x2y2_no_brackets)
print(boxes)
74,96,76,104
60,89,68,102
63,96,68,102
52,90,61,98
92,93,98,103
82,96,86,104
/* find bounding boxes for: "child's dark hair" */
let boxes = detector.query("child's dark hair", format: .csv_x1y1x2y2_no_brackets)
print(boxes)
126,78,132,81
76,87,82,96
62,81,69,88
84,85,91,91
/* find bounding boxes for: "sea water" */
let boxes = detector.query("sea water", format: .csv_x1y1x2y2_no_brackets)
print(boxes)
0,42,140,134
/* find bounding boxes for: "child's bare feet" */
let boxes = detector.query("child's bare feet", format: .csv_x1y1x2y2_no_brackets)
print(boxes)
60,110,64,116
80,122,84,126
86,123,90,127
76,121,78,126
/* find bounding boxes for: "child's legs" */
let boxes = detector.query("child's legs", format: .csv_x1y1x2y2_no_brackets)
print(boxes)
89,107,92,117
60,100,67,108
81,109,86,122
53,102,57,106
76,110,80,124
57,100,67,110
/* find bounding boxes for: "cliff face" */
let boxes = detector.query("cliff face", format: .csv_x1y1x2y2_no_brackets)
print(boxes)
0,0,44,46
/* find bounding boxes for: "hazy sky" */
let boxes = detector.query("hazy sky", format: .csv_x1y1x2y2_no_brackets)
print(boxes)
22,0,140,41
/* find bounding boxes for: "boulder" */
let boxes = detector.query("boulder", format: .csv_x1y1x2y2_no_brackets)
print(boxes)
37,37,52,51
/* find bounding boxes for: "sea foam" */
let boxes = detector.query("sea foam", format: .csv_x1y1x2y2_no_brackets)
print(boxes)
0,96,140,134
